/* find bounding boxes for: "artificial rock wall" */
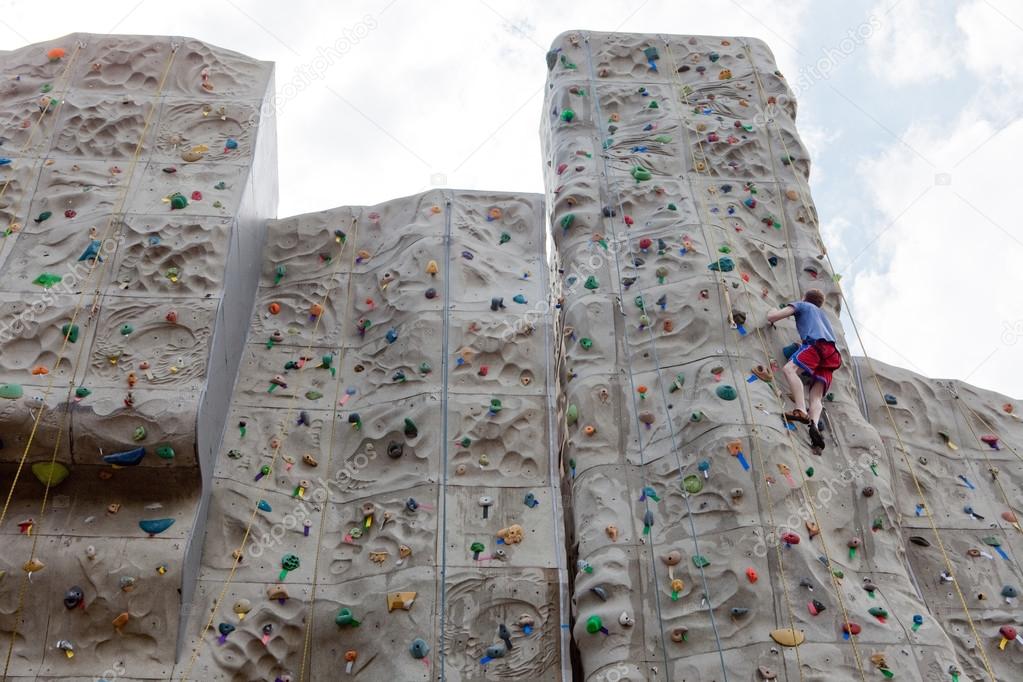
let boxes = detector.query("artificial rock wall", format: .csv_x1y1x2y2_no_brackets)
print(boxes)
0,28,1020,682
0,34,276,678
176,190,568,681
543,30,1022,682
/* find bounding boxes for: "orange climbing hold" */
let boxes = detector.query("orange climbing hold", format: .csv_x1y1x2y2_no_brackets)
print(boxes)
746,567,759,583
583,425,597,436
310,303,323,317
47,47,66,60
268,302,281,314
31,366,48,375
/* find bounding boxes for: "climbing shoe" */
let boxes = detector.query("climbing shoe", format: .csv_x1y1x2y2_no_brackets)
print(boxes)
808,422,825,449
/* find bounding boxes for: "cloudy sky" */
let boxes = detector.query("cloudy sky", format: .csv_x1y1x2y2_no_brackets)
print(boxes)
2,0,1020,398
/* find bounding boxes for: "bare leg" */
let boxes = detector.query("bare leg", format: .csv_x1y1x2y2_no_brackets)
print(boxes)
807,381,825,425
781,360,805,414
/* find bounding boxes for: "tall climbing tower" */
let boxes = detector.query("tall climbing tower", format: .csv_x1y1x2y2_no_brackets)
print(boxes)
543,31,1021,681
0,34,276,678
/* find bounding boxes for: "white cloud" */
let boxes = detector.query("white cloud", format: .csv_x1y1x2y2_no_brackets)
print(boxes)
848,113,1023,397
867,0,960,85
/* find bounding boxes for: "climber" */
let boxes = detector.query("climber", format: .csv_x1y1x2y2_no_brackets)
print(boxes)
766,288,841,450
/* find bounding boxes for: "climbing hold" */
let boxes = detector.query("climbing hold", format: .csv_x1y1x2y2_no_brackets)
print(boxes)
584,275,598,290
770,627,805,647
471,542,485,560
0,383,23,399
883,394,897,405
560,108,575,122
387,591,417,612
409,638,430,659
169,193,188,210
404,418,418,438
31,461,69,487
708,257,734,272
335,607,361,627
33,273,62,288
585,615,608,635
139,518,175,536
998,625,1017,650
631,166,652,182
279,553,300,580
716,384,737,400
103,447,145,467
63,586,84,609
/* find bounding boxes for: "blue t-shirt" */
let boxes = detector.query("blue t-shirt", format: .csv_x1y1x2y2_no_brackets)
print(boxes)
789,301,836,343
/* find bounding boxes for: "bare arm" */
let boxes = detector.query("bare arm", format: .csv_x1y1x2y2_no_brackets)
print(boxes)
766,305,795,325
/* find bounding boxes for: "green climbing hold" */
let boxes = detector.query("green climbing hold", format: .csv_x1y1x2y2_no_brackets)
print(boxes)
669,374,685,393
716,385,737,401
274,264,286,285
120,324,133,335
683,474,703,494
33,273,62,288
560,213,575,231
335,607,360,627
560,109,575,122
825,392,834,402
489,398,502,413
499,231,511,245
74,387,91,399
579,337,593,350
170,193,188,210
692,555,710,568
61,323,79,343
0,384,24,399
654,135,672,143
132,426,146,441
584,276,599,290
566,404,578,426
585,615,603,634
718,245,731,254
305,390,323,400
419,361,432,374
708,257,734,272
34,211,52,224
631,166,652,182
31,461,69,486
156,445,175,459
805,467,814,477
667,202,677,210
404,418,418,438
648,100,659,109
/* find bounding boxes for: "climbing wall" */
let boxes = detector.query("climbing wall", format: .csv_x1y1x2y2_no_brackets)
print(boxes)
859,358,1023,682
542,31,1018,681
0,35,276,678
175,189,568,681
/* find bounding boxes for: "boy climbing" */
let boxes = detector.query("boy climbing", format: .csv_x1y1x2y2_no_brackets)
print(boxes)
766,288,841,450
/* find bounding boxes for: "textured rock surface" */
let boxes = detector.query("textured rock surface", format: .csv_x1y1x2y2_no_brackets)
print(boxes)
543,30,1021,681
0,34,276,678
174,190,567,681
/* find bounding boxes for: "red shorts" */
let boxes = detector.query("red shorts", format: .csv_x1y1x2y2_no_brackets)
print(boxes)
792,340,842,391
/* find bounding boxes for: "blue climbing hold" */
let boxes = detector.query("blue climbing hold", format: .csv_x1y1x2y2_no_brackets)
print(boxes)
103,447,146,467
139,518,175,536
78,239,102,262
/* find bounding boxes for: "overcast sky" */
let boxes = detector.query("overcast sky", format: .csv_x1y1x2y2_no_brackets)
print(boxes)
2,0,1020,398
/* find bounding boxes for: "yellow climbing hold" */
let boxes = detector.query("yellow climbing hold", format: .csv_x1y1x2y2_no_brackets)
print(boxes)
769,627,805,647
31,461,69,486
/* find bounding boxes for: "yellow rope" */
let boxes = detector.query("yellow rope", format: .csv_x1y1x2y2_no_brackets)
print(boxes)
741,42,998,682
298,215,361,682
2,42,179,681
178,222,355,682
665,38,870,680
0,44,179,528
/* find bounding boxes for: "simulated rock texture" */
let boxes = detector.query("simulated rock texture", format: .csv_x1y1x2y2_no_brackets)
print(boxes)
176,190,568,681
542,31,1022,681
0,34,276,679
